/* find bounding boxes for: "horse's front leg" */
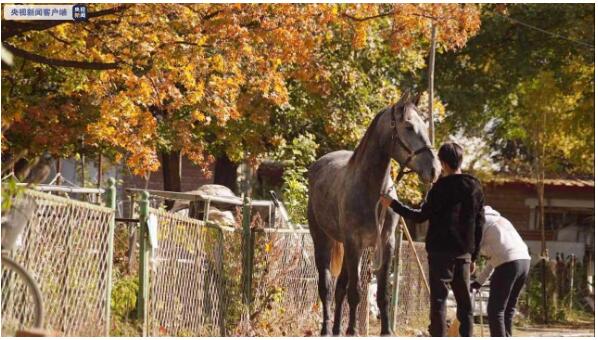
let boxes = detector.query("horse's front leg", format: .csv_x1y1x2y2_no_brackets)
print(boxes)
376,236,395,335
345,240,362,336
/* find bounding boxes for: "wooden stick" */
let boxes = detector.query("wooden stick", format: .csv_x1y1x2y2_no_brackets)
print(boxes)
479,289,484,336
399,217,430,294
16,328,60,337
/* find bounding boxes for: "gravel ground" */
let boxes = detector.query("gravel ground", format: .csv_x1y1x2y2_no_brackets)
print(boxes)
368,318,595,337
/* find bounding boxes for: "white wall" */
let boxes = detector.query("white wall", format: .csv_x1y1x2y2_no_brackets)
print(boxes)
526,240,587,267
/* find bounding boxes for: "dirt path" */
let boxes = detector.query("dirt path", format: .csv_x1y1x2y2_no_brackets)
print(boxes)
379,322,595,337
371,317,595,336
512,324,595,337
470,324,595,337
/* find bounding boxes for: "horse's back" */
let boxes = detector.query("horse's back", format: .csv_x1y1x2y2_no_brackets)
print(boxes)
308,150,352,185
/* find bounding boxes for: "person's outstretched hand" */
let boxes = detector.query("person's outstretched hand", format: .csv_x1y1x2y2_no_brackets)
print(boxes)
379,195,392,208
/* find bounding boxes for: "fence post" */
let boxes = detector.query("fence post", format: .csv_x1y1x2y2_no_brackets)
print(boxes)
104,177,117,336
137,191,150,336
570,254,576,310
241,194,254,306
217,227,227,336
389,221,404,333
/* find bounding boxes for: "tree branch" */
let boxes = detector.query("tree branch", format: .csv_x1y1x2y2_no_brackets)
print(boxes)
342,10,444,22
3,43,119,70
202,9,222,21
160,41,202,47
342,11,397,22
47,31,71,45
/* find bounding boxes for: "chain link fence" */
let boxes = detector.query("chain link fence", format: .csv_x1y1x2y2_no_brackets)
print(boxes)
393,240,430,335
1,187,430,337
2,189,115,336
242,228,320,336
144,207,322,336
145,208,231,336
142,202,431,337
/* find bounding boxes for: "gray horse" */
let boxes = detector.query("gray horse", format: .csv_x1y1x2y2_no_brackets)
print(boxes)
307,93,441,336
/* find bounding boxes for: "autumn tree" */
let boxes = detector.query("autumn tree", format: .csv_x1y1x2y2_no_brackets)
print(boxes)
2,4,481,192
3,4,339,189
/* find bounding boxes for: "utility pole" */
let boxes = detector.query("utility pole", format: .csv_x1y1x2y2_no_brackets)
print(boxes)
427,22,437,146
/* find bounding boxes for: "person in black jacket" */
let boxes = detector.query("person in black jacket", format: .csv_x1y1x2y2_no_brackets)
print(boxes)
380,142,485,337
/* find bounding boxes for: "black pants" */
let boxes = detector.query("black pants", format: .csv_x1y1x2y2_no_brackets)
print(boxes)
428,253,473,337
487,259,530,337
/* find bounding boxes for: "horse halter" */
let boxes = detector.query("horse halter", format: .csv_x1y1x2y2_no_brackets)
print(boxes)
389,105,433,182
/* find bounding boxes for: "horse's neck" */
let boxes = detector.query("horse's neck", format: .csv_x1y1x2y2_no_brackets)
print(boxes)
350,135,391,194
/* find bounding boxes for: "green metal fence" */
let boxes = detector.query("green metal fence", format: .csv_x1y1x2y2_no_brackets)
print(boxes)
1,183,116,336
137,194,323,336
2,183,430,337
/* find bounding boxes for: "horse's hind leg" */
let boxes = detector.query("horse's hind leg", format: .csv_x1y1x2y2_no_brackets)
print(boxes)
332,264,348,335
308,206,333,336
345,240,362,336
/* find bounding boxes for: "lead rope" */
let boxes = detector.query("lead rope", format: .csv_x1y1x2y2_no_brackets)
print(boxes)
372,133,414,272
373,162,393,272
372,105,431,295
373,151,431,295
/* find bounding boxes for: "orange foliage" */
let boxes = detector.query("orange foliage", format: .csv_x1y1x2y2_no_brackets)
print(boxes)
2,4,480,175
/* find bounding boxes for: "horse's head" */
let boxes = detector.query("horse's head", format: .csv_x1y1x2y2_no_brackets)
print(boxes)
382,92,441,184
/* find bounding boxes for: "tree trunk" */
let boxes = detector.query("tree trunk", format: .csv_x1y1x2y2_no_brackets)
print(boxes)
97,153,103,189
81,153,85,187
2,149,28,175
536,108,548,323
538,179,548,324
161,150,182,210
56,158,61,185
214,154,238,193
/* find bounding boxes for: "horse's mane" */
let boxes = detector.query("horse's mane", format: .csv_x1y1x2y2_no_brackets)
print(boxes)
348,108,387,165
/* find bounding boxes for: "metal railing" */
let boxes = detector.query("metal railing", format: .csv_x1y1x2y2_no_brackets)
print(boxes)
1,182,116,336
131,189,323,336
1,181,431,336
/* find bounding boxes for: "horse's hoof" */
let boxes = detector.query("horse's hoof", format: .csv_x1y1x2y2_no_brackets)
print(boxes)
345,329,358,337
320,329,332,337
321,321,333,336
380,330,394,336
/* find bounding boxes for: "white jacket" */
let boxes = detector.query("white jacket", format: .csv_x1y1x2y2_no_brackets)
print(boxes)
475,206,531,285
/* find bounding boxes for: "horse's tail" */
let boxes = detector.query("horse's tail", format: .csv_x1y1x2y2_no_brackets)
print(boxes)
330,241,344,277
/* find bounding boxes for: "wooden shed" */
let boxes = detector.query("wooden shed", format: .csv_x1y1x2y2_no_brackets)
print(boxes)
483,177,594,262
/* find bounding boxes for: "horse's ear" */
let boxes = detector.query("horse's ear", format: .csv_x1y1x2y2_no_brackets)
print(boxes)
399,90,410,104
413,92,422,106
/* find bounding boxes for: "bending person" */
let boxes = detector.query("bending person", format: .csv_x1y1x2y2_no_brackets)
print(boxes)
471,206,531,337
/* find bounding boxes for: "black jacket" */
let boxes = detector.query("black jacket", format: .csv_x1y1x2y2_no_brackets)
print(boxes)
390,174,485,260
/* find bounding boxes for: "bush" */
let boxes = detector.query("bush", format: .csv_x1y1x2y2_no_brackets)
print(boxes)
272,133,318,225
519,259,592,324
